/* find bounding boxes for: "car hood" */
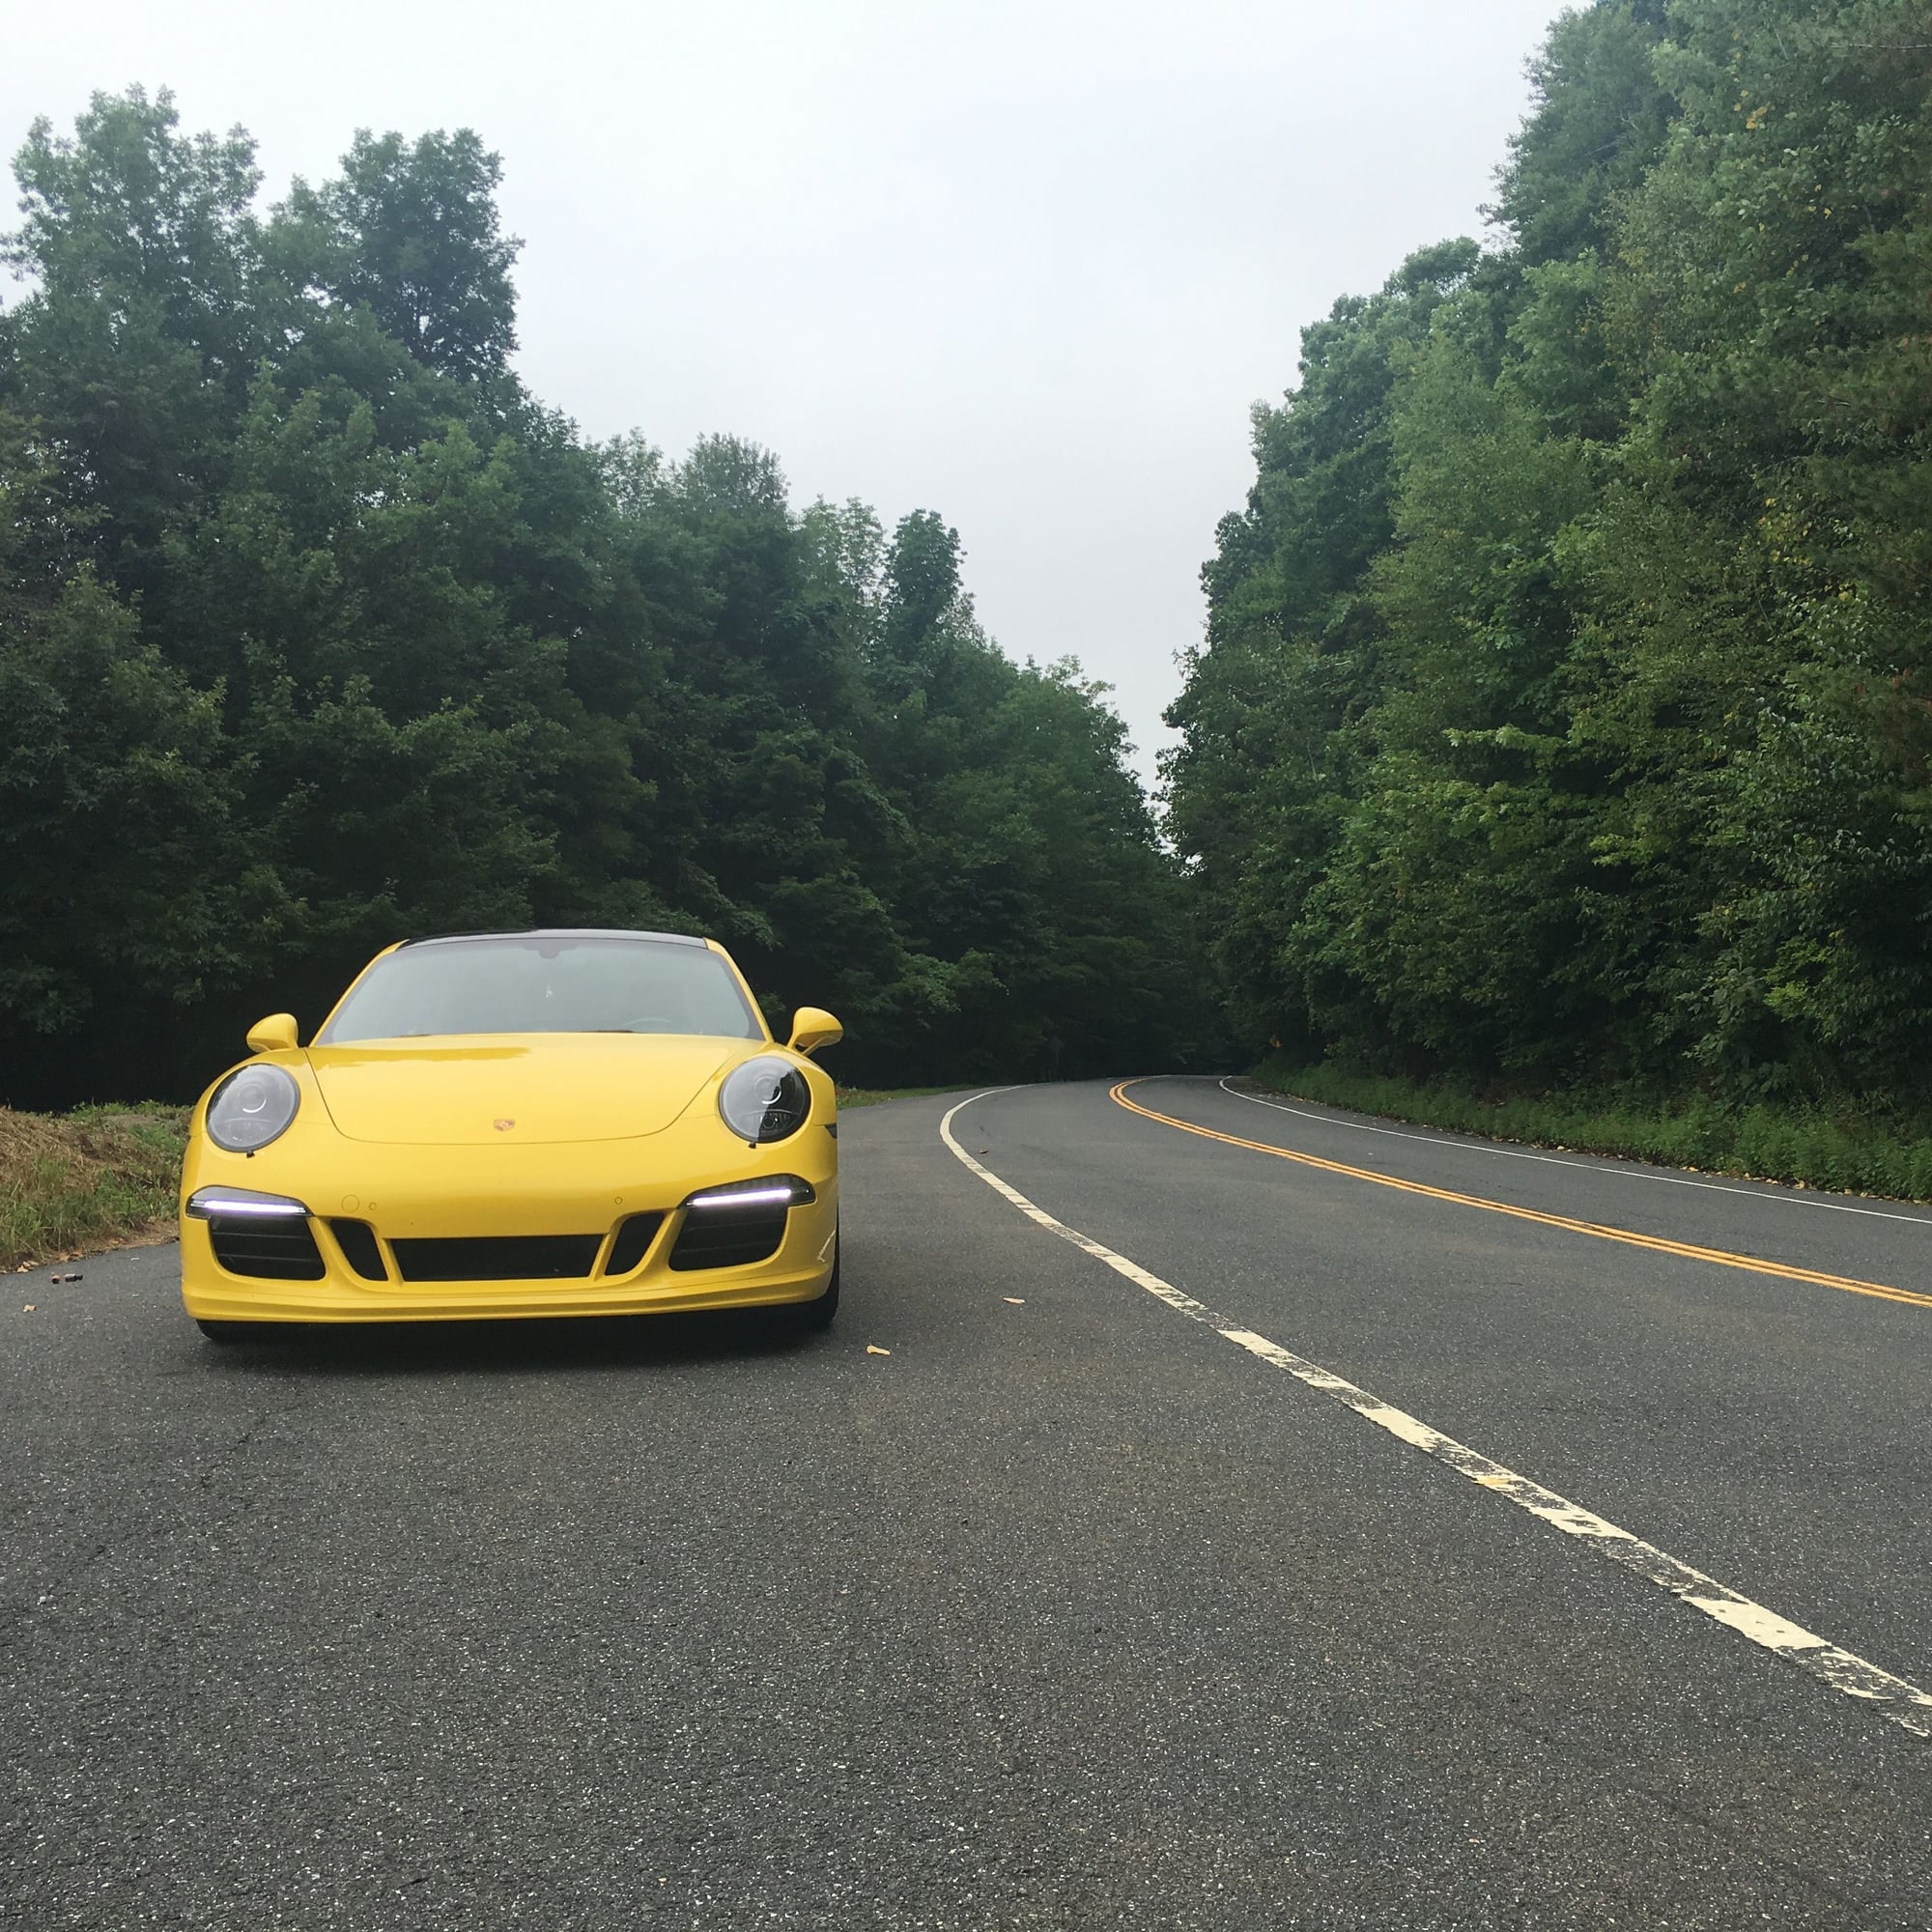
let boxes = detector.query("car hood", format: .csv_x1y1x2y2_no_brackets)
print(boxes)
305,1035,749,1145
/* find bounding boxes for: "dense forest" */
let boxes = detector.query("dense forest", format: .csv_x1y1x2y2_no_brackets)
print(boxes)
12,2,1927,1123
1168,0,1932,1118
0,92,1220,1109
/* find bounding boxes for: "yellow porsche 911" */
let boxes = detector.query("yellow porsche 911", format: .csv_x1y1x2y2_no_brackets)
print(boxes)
180,929,842,1341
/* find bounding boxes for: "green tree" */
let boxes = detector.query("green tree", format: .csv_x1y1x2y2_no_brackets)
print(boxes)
1,87,263,588
1169,0,1932,1119
1163,242,1479,1047
270,128,521,381
0,87,1219,1106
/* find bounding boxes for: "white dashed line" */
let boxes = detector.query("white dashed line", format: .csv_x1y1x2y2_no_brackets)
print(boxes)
940,1091,1932,1742
1213,1076,1932,1227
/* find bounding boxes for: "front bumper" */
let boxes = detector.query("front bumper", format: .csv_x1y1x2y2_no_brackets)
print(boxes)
179,1133,838,1325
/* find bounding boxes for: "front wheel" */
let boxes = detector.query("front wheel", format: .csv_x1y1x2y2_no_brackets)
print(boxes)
784,1236,839,1333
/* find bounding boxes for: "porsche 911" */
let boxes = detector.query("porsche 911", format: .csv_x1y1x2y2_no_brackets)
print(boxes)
179,929,841,1339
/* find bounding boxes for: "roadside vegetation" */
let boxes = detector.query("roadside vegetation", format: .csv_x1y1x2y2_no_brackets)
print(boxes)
0,1104,187,1270
1251,1059,1932,1204
835,1087,962,1110
1171,1,1932,1150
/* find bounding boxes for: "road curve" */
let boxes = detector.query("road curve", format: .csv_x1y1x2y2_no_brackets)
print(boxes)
5,1076,1931,1929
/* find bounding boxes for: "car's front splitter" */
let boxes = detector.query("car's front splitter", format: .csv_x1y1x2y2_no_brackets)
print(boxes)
180,1211,837,1323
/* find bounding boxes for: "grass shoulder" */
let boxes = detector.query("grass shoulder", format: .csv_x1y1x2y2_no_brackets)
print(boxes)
2,1102,189,1272
1249,1056,1932,1204
835,1086,962,1110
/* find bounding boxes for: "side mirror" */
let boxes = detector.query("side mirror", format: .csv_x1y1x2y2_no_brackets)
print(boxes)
246,1012,300,1054
785,1007,842,1057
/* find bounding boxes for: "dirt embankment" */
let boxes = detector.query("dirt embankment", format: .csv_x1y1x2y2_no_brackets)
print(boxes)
1,1105,188,1272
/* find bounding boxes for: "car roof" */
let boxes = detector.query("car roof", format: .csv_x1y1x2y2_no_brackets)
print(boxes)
398,928,709,948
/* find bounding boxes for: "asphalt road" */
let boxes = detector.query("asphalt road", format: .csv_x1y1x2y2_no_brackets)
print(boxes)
5,1076,1931,1930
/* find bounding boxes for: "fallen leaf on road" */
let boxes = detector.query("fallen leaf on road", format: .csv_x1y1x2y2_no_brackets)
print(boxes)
21,1304,35,1313
1004,1296,1025,1305
865,1344,891,1356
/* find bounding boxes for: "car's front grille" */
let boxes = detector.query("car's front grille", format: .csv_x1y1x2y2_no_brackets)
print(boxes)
389,1235,602,1282
209,1216,327,1281
668,1203,789,1271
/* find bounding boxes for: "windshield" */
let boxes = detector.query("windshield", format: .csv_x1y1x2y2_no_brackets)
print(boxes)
318,936,764,1043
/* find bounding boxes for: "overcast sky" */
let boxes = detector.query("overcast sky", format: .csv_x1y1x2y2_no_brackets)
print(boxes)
5,0,1565,783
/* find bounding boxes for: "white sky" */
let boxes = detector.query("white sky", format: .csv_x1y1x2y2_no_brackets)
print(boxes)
4,0,1565,783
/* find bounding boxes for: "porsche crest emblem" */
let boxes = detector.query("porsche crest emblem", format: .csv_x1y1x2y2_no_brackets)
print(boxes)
493,1118,515,1131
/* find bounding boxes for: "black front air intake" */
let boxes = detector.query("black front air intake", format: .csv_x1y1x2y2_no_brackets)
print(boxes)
209,1215,327,1282
603,1212,667,1278
389,1236,603,1282
328,1219,387,1281
668,1202,789,1271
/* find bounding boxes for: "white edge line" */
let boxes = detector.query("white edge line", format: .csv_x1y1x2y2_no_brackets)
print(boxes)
940,1092,1932,1743
1213,1076,1932,1228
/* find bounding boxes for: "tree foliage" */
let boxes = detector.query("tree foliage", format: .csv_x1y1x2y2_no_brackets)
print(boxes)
271,128,522,381
0,90,1218,1105
1168,0,1932,1112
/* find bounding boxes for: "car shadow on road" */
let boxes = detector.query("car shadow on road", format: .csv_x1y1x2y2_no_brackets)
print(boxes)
194,1311,830,1378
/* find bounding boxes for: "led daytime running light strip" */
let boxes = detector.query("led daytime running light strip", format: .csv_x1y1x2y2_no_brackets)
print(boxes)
684,1179,813,1209
185,1188,311,1219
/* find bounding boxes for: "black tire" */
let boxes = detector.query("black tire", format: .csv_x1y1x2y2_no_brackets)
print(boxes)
785,1236,839,1333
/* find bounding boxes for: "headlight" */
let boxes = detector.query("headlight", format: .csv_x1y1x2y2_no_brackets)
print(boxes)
205,1064,300,1152
718,1055,811,1144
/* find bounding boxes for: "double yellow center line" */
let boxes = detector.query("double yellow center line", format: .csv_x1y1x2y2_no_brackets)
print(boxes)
1108,1081,1932,1312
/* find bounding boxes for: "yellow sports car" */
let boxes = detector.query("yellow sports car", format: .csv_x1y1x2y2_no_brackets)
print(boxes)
180,929,842,1340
